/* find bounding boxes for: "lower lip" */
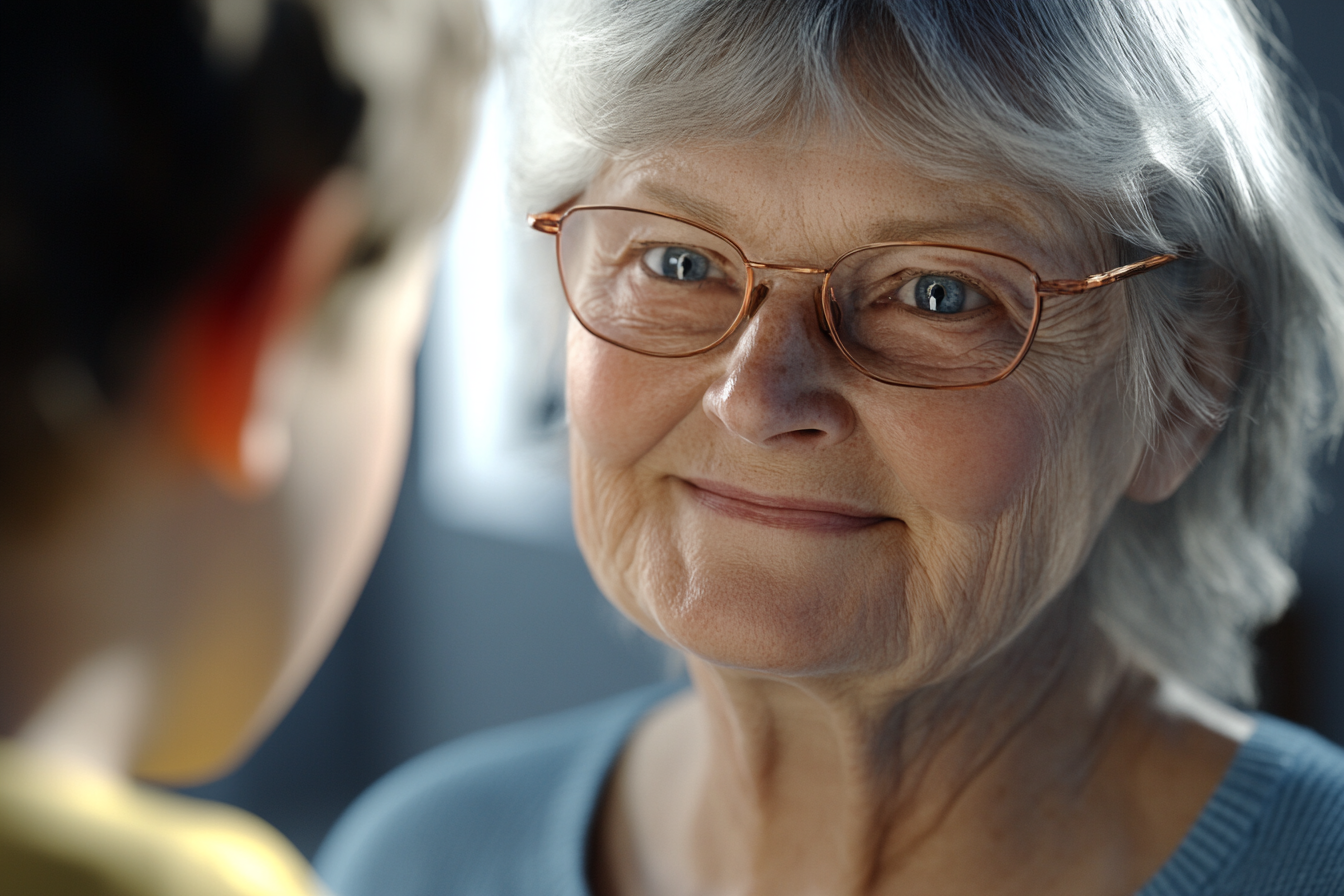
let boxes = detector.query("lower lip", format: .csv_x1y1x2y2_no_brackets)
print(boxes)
681,480,891,533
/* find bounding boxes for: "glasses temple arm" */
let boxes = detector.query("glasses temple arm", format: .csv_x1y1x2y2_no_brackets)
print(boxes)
1037,251,1183,297
528,212,563,235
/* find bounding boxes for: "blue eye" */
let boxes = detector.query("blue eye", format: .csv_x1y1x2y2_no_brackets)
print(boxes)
645,246,710,281
914,275,965,313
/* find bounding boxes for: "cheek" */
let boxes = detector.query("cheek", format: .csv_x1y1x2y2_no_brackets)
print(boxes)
566,324,704,465
866,383,1046,524
567,326,708,624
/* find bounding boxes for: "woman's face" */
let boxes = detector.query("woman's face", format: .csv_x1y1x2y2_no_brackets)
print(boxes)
568,138,1147,687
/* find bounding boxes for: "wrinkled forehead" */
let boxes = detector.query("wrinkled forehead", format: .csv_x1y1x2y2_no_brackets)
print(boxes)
583,137,1105,278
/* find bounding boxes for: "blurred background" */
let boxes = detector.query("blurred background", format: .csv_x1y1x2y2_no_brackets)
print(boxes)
185,0,1344,858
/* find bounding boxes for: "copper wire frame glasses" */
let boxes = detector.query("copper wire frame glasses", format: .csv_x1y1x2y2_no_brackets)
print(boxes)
528,204,1181,390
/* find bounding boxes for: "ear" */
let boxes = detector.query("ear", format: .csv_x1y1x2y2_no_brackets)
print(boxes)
1126,295,1245,504
165,171,366,496
1125,408,1222,504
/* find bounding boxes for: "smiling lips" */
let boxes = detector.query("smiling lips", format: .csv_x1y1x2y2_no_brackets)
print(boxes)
682,478,892,532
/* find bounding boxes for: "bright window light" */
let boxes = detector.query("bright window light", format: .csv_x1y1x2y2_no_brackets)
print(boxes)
420,0,573,547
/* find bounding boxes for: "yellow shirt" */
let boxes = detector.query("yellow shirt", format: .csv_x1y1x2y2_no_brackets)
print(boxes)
0,740,321,896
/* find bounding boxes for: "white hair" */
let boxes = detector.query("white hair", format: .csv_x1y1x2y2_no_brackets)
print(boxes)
512,0,1344,702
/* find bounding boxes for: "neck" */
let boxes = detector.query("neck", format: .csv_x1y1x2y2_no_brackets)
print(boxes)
0,427,163,776
601,596,1185,896
16,644,153,775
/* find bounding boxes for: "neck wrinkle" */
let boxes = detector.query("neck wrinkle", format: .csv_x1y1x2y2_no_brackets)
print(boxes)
681,591,1135,895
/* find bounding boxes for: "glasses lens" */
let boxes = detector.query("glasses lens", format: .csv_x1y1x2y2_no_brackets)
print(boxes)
557,208,749,356
826,245,1040,387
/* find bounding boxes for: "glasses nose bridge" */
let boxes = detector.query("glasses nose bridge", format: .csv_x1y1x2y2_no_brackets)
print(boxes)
745,259,830,276
741,260,834,336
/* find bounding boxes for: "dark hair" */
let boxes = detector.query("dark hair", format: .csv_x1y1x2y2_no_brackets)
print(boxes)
0,0,362,517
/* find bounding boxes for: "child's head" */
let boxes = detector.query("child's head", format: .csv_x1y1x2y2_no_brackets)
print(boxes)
0,0,485,782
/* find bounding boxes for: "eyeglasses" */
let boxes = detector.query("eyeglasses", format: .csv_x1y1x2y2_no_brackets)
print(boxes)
528,205,1180,389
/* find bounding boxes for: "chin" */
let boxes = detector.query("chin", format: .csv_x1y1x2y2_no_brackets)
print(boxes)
133,723,257,787
626,551,915,678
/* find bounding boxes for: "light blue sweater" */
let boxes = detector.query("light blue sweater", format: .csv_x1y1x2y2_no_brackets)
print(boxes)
317,684,1344,896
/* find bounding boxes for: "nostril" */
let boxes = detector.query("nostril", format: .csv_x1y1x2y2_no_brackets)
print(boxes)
769,428,827,446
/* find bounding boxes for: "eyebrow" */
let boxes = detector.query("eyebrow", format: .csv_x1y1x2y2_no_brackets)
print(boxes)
634,182,736,232
865,218,995,244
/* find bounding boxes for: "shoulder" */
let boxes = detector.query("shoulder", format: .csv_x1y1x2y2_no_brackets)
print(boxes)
0,739,317,896
1185,716,1344,895
315,683,683,896
1228,717,1344,883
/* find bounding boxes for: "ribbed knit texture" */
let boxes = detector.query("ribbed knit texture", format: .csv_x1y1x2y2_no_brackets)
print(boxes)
318,693,1344,896
316,683,680,896
1139,715,1344,895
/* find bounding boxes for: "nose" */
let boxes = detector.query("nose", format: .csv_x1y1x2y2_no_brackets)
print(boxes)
703,280,856,448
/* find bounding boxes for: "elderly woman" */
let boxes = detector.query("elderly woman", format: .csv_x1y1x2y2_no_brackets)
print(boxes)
319,0,1344,893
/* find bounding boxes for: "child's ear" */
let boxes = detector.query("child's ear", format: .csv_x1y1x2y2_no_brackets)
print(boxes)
162,171,366,496
1127,292,1245,504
